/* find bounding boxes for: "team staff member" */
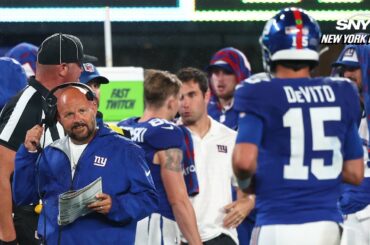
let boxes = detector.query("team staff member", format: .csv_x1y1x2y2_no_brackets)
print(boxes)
12,86,158,244
178,67,254,245
0,33,93,245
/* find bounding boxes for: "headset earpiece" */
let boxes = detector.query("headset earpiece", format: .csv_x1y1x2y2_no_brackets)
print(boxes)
43,82,96,128
85,90,95,101
43,96,58,128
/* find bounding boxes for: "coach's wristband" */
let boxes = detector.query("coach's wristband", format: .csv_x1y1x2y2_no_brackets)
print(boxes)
0,239,17,245
237,177,251,191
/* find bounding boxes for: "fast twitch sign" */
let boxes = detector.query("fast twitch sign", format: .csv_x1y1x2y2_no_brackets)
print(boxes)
98,67,144,122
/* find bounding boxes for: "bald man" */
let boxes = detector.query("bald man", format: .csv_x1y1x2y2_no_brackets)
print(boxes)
11,86,158,245
0,33,88,245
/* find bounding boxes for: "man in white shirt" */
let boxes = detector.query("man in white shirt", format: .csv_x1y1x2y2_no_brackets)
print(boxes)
177,67,255,245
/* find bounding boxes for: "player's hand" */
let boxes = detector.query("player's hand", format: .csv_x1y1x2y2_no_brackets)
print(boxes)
24,124,44,152
223,195,254,228
88,193,112,214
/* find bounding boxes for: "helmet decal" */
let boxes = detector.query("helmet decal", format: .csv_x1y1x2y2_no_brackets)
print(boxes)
260,7,321,72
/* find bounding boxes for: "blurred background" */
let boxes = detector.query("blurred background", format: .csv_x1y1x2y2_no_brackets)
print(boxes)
1,0,369,75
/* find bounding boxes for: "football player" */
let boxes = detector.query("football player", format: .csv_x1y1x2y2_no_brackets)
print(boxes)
118,70,202,245
232,7,364,245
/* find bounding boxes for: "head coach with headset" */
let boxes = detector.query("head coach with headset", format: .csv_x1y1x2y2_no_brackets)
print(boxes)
12,84,158,245
0,33,95,245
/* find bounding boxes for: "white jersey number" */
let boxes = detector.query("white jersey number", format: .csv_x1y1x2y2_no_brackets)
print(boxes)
283,107,343,180
149,118,165,127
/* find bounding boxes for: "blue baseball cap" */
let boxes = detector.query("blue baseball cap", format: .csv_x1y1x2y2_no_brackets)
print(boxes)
0,57,28,109
332,46,360,68
5,42,38,77
80,63,109,84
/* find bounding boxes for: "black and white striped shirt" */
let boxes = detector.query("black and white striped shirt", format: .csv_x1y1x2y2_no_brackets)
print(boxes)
0,77,64,151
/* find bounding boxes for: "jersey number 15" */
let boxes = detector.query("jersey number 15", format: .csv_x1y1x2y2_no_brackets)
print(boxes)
283,107,342,180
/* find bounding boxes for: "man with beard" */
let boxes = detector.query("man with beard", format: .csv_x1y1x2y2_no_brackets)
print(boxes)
12,85,158,244
0,33,91,245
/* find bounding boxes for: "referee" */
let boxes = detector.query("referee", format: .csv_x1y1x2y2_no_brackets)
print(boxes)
0,33,94,245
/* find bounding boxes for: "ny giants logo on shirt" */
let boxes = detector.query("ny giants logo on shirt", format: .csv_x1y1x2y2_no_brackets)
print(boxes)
94,155,107,167
217,144,227,153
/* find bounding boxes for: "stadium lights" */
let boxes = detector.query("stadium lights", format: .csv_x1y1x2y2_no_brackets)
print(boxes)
0,0,367,22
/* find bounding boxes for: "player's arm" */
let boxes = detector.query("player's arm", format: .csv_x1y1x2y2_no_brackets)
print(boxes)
0,144,17,242
232,113,263,193
343,159,364,185
342,122,364,185
233,144,258,184
156,148,202,245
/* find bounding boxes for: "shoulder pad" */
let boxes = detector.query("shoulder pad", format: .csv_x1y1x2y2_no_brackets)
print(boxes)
145,118,183,150
244,72,271,84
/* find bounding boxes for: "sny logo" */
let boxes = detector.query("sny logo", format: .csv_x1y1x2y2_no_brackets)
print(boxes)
320,15,370,45
217,145,227,153
94,155,107,167
336,19,370,31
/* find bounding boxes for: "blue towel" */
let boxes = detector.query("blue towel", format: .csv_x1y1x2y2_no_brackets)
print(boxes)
180,125,199,196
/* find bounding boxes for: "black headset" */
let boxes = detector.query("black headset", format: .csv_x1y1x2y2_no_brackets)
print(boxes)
43,82,96,128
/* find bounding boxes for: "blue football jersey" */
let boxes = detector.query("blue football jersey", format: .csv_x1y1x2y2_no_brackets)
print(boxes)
234,75,363,226
208,98,239,130
118,117,184,220
340,116,370,215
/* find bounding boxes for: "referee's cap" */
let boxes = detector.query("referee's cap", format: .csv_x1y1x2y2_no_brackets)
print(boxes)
80,63,109,85
37,33,97,65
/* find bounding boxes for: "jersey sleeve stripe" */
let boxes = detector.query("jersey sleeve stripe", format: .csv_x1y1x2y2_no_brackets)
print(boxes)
0,86,37,142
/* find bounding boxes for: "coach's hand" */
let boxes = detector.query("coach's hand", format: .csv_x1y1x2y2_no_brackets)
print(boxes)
24,124,44,152
88,193,112,214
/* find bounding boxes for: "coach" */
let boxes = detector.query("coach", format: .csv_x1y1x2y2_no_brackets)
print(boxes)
0,33,94,245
